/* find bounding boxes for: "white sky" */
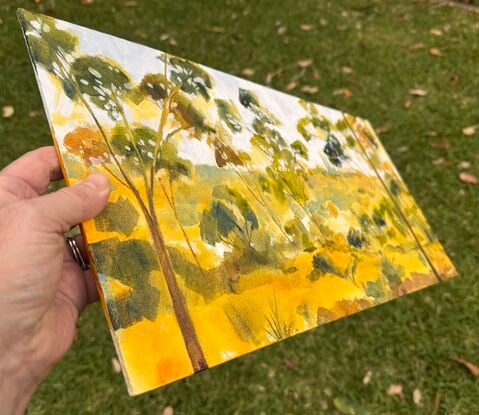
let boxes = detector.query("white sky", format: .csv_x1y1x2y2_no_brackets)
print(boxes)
30,15,378,177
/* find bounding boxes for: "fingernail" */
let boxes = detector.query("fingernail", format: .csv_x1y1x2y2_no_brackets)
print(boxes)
82,172,111,192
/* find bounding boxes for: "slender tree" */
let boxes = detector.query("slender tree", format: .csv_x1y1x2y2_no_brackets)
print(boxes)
21,10,211,371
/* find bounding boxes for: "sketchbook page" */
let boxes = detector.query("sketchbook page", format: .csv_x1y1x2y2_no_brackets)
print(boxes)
18,9,456,395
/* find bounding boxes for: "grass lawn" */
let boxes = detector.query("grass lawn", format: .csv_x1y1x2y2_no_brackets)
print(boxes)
1,0,479,413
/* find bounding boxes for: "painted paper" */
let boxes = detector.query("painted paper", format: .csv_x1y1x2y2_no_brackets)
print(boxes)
18,9,456,395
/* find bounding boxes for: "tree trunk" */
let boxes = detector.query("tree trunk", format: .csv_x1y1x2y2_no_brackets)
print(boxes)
141,198,208,372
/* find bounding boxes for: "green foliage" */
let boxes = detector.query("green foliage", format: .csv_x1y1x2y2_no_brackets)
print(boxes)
324,134,347,167
200,185,259,249
94,196,139,236
137,73,169,101
381,257,404,290
347,228,366,249
212,185,259,231
71,56,132,117
19,9,78,72
284,218,315,251
309,252,337,280
364,280,385,299
171,91,214,133
290,140,309,160
215,98,243,132
169,56,213,100
91,238,160,329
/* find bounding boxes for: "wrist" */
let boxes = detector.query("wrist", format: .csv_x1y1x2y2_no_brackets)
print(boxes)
0,349,41,415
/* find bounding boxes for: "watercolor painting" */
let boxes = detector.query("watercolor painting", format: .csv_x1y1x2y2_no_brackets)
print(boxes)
19,9,456,395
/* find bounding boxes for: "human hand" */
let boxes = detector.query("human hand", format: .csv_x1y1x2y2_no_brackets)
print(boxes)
0,147,110,414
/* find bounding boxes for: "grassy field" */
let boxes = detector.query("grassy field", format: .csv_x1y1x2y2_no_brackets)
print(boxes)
1,0,479,413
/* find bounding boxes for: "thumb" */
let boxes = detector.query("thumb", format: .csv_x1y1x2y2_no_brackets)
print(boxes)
32,172,111,232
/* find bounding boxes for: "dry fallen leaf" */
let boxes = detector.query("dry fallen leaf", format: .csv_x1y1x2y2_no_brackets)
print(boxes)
363,370,372,385
162,406,174,415
283,358,297,369
286,80,298,91
341,66,353,74
297,59,313,69
265,68,283,85
409,42,425,50
458,161,471,169
450,74,460,85
80,0,94,4
430,47,444,57
28,110,41,118
431,139,450,149
301,85,318,94
320,18,328,26
312,68,320,79
332,88,352,98
387,383,403,397
453,357,479,376
430,28,443,36
2,105,14,118
300,23,315,31
462,126,477,136
404,99,413,109
241,68,255,77
124,0,138,6
459,172,479,185
111,357,121,373
159,33,169,41
409,88,428,97
277,25,287,35
413,388,422,406
433,157,446,166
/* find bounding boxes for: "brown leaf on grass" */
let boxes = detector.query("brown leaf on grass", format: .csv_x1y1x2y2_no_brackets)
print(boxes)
162,406,174,415
297,59,313,69
387,383,403,397
283,358,297,369
312,69,320,79
28,110,41,118
277,25,287,35
459,172,479,185
453,357,479,376
431,139,450,149
159,33,169,41
404,99,413,109
301,85,318,94
430,47,444,57
111,357,121,373
341,66,353,74
2,105,14,118
265,68,283,85
462,126,477,136
286,80,298,91
300,23,315,31
333,88,352,98
168,38,177,46
413,388,422,406
430,28,444,36
409,88,428,97
80,0,94,4
458,161,471,169
363,370,372,385
124,0,138,6
433,157,447,166
241,68,255,77
450,74,460,85
409,42,425,50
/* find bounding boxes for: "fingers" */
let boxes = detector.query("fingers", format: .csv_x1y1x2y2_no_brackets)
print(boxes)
0,146,63,197
31,172,111,233
64,235,100,307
